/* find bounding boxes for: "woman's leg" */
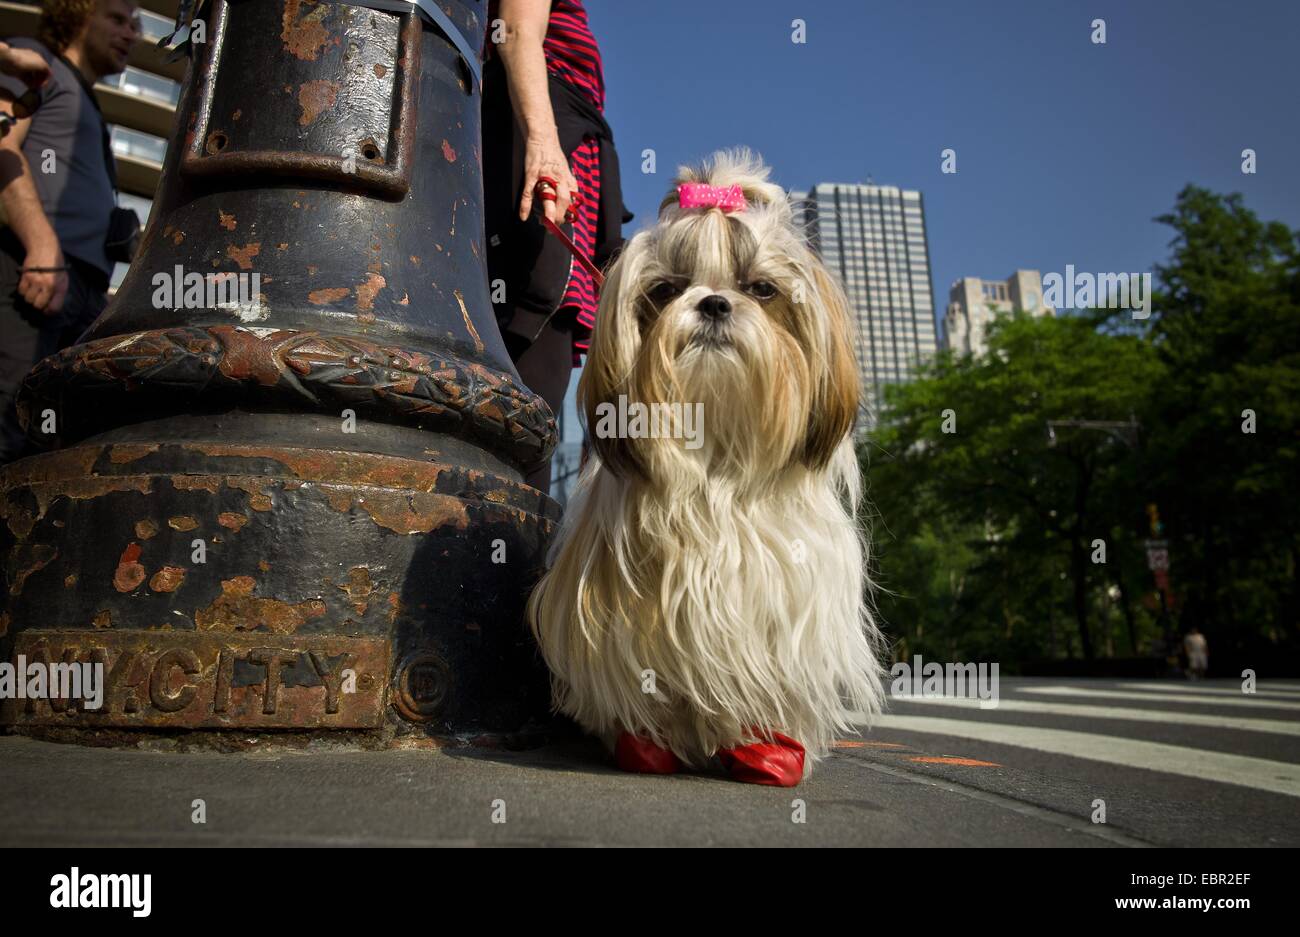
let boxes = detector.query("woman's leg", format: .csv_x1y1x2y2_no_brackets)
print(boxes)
512,315,574,494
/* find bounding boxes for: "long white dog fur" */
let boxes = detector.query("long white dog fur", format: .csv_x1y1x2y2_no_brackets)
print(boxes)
528,149,887,776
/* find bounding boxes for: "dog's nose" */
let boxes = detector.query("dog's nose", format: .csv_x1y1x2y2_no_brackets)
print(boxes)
696,294,732,320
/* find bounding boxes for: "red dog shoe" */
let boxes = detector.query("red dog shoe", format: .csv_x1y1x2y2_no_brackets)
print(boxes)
615,732,682,774
718,731,806,787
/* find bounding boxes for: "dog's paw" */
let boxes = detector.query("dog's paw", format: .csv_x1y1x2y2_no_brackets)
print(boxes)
717,731,806,787
615,732,682,774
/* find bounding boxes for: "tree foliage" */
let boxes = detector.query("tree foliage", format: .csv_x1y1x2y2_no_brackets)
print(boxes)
863,186,1299,670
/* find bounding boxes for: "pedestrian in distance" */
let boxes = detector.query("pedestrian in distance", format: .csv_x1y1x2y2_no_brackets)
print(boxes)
1183,626,1209,680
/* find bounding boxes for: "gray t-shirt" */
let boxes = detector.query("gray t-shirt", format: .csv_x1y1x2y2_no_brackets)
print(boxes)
1,37,115,277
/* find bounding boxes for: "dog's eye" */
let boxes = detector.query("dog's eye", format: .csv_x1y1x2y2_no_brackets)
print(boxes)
646,280,683,305
744,280,778,300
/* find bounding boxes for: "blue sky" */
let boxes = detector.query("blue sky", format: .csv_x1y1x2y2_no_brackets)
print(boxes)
586,0,1300,332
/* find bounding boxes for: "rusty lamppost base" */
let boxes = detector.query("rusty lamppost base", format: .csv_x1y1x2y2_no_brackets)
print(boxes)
1,408,559,744
0,1,562,745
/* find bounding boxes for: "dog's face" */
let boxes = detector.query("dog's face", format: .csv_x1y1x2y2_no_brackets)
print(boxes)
580,153,860,485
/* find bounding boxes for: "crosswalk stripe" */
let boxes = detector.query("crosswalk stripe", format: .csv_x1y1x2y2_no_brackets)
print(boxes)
1117,682,1300,699
873,714,1300,799
1018,686,1300,711
890,695,1300,736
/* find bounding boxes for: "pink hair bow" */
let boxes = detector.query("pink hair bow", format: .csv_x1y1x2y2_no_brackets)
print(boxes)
677,183,747,212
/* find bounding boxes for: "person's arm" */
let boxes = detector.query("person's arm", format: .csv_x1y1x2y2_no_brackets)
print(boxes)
495,0,578,223
0,89,68,314
0,42,52,88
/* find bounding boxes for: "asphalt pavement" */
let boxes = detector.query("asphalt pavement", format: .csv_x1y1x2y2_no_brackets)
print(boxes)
2,677,1296,846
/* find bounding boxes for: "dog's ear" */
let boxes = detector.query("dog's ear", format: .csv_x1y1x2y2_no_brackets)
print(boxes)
801,263,861,471
579,236,649,481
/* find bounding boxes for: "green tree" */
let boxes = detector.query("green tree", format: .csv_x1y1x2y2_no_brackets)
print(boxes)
867,311,1160,662
865,186,1300,669
1140,187,1300,657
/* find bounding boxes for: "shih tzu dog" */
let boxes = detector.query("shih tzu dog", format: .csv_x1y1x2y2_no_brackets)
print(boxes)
527,150,887,786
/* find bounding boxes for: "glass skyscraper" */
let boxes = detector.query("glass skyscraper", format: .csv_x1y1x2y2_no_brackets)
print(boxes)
791,183,938,426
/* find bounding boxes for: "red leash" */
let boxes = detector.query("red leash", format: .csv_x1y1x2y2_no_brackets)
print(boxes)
535,176,604,289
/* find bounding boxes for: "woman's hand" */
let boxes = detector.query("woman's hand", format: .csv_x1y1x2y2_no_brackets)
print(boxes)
519,131,577,224
495,1,576,223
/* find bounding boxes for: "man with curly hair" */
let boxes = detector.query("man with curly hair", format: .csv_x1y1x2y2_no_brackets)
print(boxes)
0,0,140,464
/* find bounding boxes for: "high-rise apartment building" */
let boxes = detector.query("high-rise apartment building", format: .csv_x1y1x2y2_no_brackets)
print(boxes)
791,183,938,425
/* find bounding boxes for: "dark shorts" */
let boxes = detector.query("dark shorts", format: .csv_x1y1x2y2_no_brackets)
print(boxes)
482,57,587,362
0,232,108,465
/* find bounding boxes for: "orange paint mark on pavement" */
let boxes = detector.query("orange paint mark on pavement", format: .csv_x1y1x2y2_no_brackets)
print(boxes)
909,756,1001,767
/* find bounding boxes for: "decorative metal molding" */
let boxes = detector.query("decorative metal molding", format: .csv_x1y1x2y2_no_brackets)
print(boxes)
18,326,556,468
